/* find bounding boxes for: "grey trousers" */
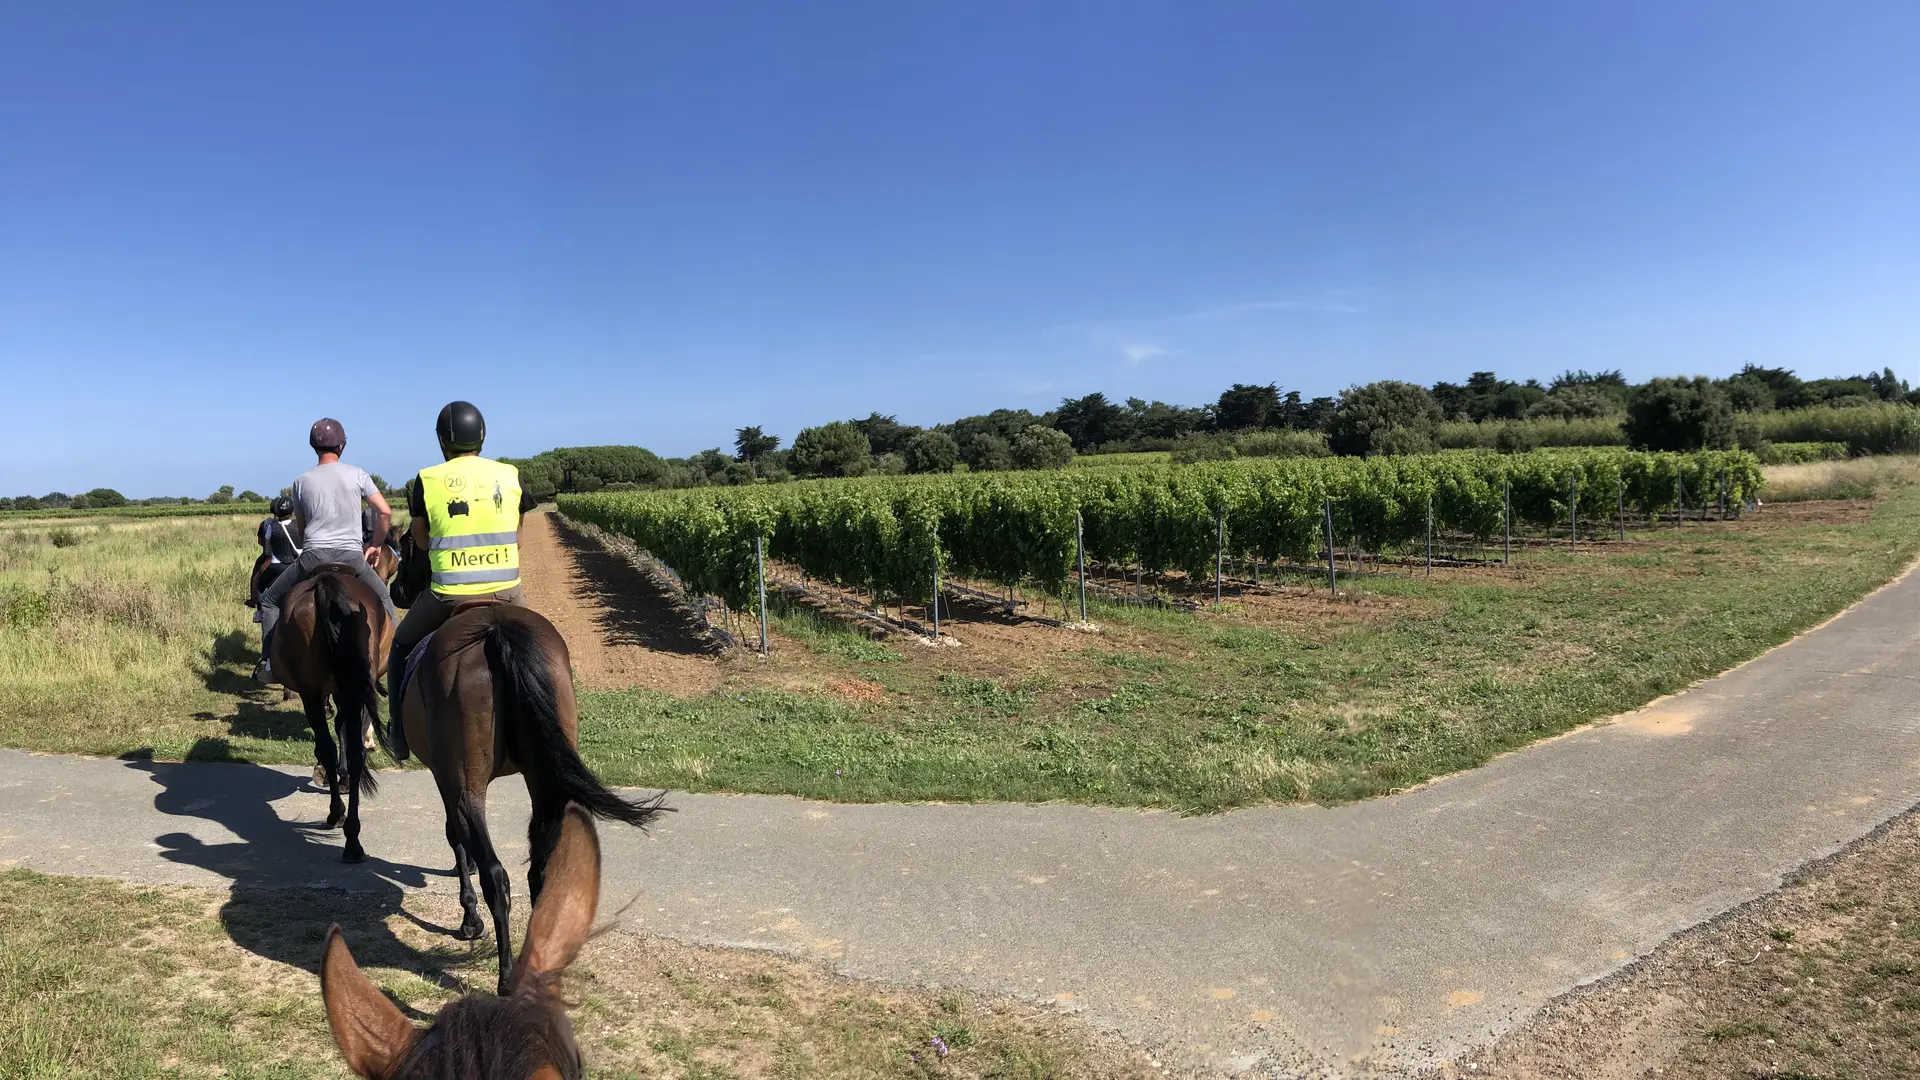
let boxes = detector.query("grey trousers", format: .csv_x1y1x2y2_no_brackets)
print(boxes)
259,547,397,650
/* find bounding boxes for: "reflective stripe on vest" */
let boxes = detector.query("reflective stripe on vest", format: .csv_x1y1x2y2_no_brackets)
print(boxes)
418,457,523,596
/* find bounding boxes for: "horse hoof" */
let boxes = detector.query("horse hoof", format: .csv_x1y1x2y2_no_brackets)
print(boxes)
342,845,365,864
455,920,485,941
325,813,344,829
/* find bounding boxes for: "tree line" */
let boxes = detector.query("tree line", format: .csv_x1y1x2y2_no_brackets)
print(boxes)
505,363,1915,498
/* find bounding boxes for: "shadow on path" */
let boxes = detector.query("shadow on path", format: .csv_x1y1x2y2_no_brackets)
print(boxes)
121,744,469,1011
546,512,717,656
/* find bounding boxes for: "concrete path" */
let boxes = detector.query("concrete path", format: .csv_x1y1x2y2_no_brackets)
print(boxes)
4,568,1918,1078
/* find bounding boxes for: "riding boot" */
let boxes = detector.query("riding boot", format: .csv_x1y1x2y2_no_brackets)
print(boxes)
385,657,410,762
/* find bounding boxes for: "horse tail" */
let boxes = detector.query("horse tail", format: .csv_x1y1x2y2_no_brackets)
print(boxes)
314,573,379,797
483,615,665,828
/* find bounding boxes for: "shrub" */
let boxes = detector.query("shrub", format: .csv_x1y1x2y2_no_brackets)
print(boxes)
1169,434,1237,465
962,434,1014,472
1758,441,1849,465
1328,381,1443,456
1626,377,1738,451
1233,429,1330,459
1753,403,1920,456
904,430,960,474
48,528,81,548
1010,425,1074,470
789,421,873,478
82,487,127,508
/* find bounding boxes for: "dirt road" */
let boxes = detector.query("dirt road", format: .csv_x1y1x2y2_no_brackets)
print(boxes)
515,509,722,694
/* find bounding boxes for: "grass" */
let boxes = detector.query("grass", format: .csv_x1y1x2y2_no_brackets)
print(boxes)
0,869,1147,1079
1761,455,1920,503
5,464,1920,810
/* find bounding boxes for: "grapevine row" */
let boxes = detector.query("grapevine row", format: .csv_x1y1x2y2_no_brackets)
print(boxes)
557,448,1762,612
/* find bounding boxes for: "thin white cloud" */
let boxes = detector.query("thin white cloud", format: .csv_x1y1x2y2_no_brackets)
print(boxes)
1120,343,1166,365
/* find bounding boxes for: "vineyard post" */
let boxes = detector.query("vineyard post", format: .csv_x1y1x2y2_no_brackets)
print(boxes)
1322,498,1336,595
931,560,941,641
1214,504,1225,604
1719,467,1728,520
1676,470,1686,527
1568,473,1577,550
1425,495,1432,577
1617,475,1625,541
754,536,769,656
1503,477,1511,565
1075,510,1087,625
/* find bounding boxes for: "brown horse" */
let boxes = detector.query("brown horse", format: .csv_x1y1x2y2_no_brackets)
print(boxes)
388,600,664,995
272,566,394,863
322,802,600,1079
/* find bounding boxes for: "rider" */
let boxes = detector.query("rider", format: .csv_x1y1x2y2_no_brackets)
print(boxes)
385,401,539,760
247,495,303,609
255,418,398,683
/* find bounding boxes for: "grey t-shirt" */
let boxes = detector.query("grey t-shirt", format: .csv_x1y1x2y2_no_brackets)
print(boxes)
292,462,377,551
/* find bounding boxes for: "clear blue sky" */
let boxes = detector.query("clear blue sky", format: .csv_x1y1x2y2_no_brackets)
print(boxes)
2,3,1915,497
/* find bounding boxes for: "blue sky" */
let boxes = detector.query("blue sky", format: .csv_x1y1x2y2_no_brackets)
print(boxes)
2,3,1916,496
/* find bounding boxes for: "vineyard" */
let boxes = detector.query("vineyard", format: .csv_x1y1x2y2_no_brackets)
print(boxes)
558,448,1762,616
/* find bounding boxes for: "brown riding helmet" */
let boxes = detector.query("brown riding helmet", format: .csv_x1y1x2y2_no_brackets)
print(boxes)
310,417,346,453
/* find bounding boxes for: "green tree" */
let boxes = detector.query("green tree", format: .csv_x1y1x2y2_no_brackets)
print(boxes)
1626,377,1738,451
236,489,264,503
206,485,235,505
789,421,873,478
1053,392,1127,449
82,487,127,508
904,430,959,474
962,433,1014,472
851,413,921,456
1010,424,1074,469
733,426,781,463
1327,381,1443,456
1212,383,1282,431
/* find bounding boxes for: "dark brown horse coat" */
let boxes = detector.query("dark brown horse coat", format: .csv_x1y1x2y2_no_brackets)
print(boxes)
272,566,394,863
390,601,664,996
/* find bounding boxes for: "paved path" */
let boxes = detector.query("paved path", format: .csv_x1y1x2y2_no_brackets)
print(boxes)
4,568,1919,1078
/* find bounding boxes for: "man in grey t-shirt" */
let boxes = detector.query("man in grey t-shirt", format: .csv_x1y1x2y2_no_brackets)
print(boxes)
255,417,396,683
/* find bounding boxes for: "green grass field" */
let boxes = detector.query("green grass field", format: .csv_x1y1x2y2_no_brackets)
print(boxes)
3,461,1918,810
0,869,1144,1080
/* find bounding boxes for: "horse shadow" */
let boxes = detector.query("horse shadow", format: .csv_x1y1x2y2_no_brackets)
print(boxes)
193,629,313,743
121,743,470,1014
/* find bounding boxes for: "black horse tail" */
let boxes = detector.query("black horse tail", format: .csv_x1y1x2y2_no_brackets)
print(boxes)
483,616,666,828
314,572,379,796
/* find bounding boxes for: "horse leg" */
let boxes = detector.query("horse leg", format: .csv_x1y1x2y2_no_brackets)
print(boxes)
303,693,345,828
449,791,515,995
446,828,486,941
337,694,366,864
524,774,564,907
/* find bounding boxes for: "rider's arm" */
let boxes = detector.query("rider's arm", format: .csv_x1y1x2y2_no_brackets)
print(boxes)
364,487,392,554
408,477,430,549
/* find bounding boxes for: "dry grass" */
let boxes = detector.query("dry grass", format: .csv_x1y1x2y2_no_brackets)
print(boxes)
0,869,1154,1080
1450,810,1920,1079
1762,454,1920,503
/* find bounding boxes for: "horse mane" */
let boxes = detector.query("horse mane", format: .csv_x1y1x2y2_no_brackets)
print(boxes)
390,975,581,1080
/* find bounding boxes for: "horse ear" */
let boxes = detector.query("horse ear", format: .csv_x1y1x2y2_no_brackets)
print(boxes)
321,925,417,1078
515,804,601,981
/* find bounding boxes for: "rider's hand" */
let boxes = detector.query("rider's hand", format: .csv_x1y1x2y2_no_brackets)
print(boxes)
364,545,382,566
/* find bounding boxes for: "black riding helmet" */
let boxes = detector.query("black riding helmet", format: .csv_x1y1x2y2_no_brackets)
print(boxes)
270,496,294,518
436,401,486,458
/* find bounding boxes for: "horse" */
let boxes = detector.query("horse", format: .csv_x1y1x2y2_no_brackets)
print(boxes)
271,566,394,863
321,802,600,1079
386,598,665,995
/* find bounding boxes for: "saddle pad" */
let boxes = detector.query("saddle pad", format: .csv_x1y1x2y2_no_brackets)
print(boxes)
399,631,437,706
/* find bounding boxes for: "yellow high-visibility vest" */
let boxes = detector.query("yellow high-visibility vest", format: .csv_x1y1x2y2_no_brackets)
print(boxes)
418,456,522,596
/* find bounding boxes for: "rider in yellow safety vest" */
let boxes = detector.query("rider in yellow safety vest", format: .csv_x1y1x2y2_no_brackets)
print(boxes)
385,401,538,760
